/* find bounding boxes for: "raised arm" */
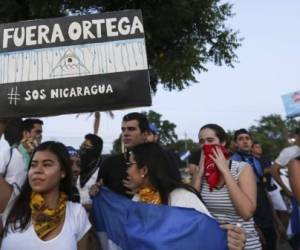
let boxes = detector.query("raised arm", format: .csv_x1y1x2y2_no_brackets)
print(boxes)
211,148,256,220
231,165,257,220
271,162,293,198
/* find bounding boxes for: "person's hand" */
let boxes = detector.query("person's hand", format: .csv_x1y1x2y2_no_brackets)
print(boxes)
123,177,136,196
210,147,230,175
220,223,246,250
21,138,38,154
89,181,102,197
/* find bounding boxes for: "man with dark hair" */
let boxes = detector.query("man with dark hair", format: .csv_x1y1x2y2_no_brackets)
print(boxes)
21,118,43,145
77,133,103,210
0,118,43,228
122,112,150,134
231,128,277,250
97,112,185,198
17,118,44,167
97,112,149,197
251,141,276,191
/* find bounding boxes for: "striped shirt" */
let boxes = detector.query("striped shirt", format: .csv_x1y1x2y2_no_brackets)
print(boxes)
201,160,262,250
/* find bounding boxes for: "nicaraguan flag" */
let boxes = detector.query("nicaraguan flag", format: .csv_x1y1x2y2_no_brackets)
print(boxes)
180,150,191,161
92,187,228,250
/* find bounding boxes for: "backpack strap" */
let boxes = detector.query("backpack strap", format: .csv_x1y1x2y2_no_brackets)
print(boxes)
3,147,14,178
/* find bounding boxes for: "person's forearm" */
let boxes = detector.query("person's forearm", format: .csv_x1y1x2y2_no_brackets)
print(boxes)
223,171,256,220
0,175,13,212
191,174,202,192
271,165,293,197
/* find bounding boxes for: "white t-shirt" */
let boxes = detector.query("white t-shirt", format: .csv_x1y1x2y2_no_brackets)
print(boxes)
1,202,91,250
0,147,27,188
0,148,27,225
274,145,300,192
133,188,211,217
76,168,99,205
275,145,300,167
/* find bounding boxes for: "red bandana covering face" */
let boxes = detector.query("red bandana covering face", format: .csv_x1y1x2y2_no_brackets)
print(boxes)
203,144,229,191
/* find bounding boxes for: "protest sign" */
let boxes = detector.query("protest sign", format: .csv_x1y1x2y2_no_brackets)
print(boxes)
281,90,300,118
0,9,151,118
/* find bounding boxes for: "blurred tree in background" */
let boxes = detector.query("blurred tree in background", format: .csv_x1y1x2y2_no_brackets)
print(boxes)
0,0,241,91
249,114,299,160
142,110,177,145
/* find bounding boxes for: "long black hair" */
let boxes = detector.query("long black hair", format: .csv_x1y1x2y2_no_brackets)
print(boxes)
130,143,201,205
3,141,73,234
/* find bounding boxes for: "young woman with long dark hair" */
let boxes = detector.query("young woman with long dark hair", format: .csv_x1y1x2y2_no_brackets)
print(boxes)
127,142,210,213
192,124,261,249
1,141,90,250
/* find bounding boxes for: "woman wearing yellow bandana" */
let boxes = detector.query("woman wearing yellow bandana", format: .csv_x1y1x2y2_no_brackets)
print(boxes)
125,143,210,215
1,141,91,250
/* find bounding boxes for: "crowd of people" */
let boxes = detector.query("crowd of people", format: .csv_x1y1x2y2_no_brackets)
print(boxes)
0,113,299,250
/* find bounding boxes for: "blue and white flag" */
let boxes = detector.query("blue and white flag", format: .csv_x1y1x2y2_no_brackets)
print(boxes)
92,187,228,250
180,150,191,161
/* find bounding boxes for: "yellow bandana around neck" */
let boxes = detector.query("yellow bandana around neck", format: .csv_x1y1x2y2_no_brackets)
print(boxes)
30,192,67,240
137,187,161,205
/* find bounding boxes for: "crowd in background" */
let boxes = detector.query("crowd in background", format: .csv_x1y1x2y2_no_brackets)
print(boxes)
0,114,300,250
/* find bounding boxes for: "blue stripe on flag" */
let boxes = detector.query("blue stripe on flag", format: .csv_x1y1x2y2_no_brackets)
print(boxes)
180,150,191,161
92,187,228,250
